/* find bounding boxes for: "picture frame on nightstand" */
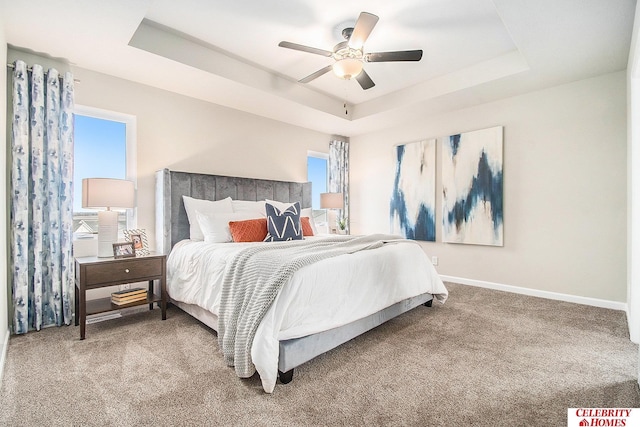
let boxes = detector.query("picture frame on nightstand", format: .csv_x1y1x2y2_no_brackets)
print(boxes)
113,242,135,258
123,228,150,256
130,233,143,251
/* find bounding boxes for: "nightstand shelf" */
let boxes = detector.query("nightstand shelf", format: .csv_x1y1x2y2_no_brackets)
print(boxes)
74,253,167,340
85,292,164,315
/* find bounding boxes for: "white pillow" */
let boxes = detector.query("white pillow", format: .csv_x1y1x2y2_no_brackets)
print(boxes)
231,199,266,217
196,211,259,243
183,196,233,241
265,199,318,235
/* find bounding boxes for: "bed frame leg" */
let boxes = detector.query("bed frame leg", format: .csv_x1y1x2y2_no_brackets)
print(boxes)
423,299,433,307
278,369,294,384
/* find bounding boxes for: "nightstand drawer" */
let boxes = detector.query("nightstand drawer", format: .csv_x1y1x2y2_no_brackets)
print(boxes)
83,258,163,285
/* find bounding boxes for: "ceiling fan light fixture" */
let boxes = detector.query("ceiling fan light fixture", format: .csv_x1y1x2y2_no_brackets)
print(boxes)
279,11,420,90
332,58,363,80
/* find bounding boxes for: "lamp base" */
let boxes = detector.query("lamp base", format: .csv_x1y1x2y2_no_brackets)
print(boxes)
97,210,118,257
327,209,338,234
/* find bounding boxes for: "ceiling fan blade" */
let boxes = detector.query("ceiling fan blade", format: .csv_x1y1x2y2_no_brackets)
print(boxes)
365,50,423,62
278,41,333,57
299,65,333,83
356,69,375,90
348,12,379,50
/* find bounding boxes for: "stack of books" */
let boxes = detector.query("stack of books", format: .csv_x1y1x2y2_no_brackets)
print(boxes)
111,287,147,305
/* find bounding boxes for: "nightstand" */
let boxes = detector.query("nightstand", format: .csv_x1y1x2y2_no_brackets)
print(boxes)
74,253,167,340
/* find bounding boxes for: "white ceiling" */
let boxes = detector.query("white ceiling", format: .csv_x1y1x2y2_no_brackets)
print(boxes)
3,0,636,136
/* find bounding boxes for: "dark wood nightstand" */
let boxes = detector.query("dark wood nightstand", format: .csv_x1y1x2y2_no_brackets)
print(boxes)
74,253,167,340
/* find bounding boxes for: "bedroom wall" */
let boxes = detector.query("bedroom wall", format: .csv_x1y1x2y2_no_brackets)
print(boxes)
350,71,627,304
76,72,330,252
3,52,627,313
7,48,331,253
73,69,330,252
627,1,640,349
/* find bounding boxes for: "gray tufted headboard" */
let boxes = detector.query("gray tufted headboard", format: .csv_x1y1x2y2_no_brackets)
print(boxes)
155,169,312,254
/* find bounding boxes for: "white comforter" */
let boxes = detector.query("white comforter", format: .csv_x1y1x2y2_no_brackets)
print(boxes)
167,235,448,392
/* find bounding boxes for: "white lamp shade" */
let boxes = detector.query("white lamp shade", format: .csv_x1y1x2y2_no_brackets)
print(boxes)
320,192,344,209
332,59,363,80
82,178,135,209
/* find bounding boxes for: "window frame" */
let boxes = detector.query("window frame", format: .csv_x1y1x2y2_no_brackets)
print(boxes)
73,105,138,229
307,150,329,228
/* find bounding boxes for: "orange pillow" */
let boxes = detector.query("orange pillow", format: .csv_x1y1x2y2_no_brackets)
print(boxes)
229,218,268,242
301,217,314,237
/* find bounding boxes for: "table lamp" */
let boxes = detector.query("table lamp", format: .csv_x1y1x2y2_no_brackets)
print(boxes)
82,178,135,257
320,192,344,233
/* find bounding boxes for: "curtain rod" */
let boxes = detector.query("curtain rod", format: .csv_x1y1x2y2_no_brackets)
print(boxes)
6,63,81,83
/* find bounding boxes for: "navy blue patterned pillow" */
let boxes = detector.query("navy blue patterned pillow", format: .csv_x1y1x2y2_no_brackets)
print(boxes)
264,202,303,242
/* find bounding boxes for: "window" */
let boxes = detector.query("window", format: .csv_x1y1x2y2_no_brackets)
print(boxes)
307,151,328,226
73,106,136,235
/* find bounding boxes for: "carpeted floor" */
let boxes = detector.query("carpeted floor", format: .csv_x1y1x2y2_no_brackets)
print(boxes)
0,282,638,426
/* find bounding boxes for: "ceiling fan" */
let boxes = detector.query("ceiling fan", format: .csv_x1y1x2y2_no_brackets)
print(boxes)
278,12,423,90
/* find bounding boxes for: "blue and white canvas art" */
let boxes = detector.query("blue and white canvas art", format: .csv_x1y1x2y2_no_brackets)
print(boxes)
390,139,436,241
442,126,503,246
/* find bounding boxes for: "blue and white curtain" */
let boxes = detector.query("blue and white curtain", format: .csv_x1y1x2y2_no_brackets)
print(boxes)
328,138,349,233
10,60,75,334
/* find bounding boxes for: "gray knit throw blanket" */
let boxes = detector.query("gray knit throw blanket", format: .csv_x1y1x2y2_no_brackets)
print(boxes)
218,233,407,377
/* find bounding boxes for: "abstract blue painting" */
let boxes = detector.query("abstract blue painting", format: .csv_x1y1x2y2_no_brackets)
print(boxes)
390,139,436,241
442,126,503,246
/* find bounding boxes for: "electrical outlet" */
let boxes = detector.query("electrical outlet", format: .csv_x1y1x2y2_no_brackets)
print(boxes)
431,256,438,266
120,284,131,291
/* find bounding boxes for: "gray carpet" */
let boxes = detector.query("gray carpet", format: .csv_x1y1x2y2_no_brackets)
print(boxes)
0,282,638,426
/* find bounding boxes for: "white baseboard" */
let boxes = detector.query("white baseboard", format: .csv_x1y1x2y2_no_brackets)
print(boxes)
440,275,628,312
0,328,9,385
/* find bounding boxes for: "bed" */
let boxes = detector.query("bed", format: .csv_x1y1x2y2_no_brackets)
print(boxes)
155,168,448,393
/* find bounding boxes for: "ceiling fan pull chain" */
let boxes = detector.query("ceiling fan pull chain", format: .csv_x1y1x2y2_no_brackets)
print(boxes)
344,85,349,115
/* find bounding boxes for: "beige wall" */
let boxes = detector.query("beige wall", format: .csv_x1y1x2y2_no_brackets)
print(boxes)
7,48,331,252
73,68,330,251
1,8,9,375
3,50,628,312
350,72,627,303
627,2,640,347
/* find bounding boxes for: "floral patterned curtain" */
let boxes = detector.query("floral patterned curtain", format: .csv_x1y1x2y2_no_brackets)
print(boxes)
328,138,349,233
10,60,75,334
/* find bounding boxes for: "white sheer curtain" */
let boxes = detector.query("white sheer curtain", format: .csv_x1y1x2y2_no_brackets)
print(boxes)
10,60,75,333
328,138,349,233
